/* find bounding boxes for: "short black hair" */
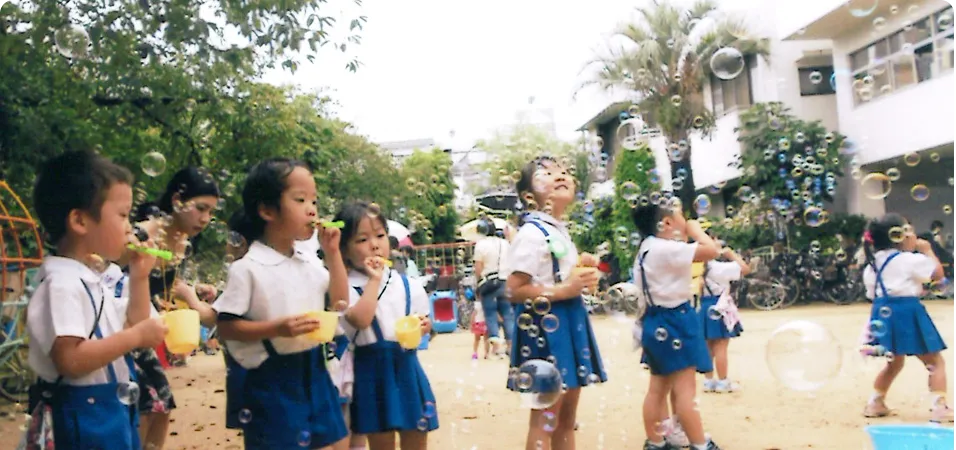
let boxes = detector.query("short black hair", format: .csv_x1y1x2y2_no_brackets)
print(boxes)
863,213,909,272
931,220,944,230
33,150,134,245
631,203,664,238
232,157,309,242
388,235,400,249
333,201,389,256
515,155,558,209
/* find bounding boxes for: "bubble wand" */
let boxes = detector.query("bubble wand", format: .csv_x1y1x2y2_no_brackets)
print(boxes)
126,244,173,261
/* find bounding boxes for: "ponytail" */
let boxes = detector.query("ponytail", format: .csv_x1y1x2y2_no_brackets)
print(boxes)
229,208,260,244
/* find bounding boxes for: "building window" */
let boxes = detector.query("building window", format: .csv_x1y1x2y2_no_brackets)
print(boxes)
798,66,836,96
849,6,955,106
710,55,753,116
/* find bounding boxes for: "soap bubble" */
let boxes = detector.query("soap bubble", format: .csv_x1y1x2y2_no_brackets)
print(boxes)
693,194,711,215
765,320,842,392
886,167,901,181
620,181,641,201
532,297,551,315
54,25,91,59
116,382,140,406
803,207,826,227
808,71,823,84
416,417,429,431
423,401,437,418
868,320,887,337
903,152,921,166
296,431,311,447
654,327,668,341
860,173,892,200
845,0,878,17
516,360,564,409
238,408,252,424
540,411,557,432
910,184,930,201
141,152,167,177
710,47,745,80
541,314,560,333
878,306,892,319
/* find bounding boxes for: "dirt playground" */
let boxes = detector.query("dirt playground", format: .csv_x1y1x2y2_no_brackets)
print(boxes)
0,302,952,449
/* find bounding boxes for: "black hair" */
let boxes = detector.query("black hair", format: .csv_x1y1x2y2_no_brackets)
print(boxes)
134,166,221,222
33,150,134,245
631,203,664,238
333,201,389,256
400,245,415,256
227,210,244,233
515,156,558,208
931,220,944,231
388,235,400,249
232,157,309,243
862,213,908,272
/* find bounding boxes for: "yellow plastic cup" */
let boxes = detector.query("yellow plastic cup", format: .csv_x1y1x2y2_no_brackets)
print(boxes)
162,309,200,355
304,311,339,344
395,316,422,350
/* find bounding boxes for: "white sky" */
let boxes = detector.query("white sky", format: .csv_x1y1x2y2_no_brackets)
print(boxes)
260,0,829,147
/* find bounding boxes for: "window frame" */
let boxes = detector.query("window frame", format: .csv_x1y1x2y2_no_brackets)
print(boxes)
797,66,837,96
709,55,754,117
849,6,955,107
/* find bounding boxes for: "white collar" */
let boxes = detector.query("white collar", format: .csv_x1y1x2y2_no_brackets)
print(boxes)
38,256,102,284
348,267,392,286
526,212,567,232
245,241,311,266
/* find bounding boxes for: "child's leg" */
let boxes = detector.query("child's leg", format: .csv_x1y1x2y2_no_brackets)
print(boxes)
482,335,491,358
472,335,480,358
552,388,581,450
918,352,951,408
711,338,730,380
329,435,351,450
703,340,716,380
350,433,368,449
669,368,707,445
642,374,673,443
397,430,427,450
367,432,396,450
140,412,171,450
525,394,567,450
872,355,906,398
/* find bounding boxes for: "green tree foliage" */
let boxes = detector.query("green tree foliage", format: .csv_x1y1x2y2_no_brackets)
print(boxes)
396,149,459,244
580,0,770,211
732,102,848,230
475,123,589,195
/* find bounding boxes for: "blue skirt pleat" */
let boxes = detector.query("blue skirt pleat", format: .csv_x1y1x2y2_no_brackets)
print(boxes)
240,347,348,449
351,343,439,434
868,296,947,356
641,301,713,376
506,297,607,391
698,295,743,340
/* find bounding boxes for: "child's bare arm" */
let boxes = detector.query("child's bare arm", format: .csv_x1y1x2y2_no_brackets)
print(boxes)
51,318,166,379
217,315,319,341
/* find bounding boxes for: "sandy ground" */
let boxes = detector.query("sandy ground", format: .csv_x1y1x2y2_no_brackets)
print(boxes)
0,302,952,449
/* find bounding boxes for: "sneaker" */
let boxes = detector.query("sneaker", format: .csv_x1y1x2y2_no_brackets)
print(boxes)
863,398,891,418
663,418,690,448
471,353,478,360
702,378,717,393
643,440,680,450
714,379,739,393
703,440,723,450
930,403,955,423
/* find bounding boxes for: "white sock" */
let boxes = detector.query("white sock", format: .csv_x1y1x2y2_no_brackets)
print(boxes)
693,442,710,450
647,441,666,448
868,391,885,404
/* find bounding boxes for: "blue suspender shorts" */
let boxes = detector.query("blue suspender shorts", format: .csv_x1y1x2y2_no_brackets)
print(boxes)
867,252,947,356
506,221,607,391
698,294,743,340
637,252,713,376
350,275,439,434
233,341,348,449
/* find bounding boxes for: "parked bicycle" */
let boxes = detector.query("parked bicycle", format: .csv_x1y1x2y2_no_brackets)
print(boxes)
741,246,865,311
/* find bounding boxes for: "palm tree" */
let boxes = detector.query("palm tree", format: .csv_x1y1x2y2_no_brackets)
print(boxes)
579,0,770,214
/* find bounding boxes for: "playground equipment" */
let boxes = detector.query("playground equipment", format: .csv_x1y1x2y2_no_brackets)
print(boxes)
0,180,44,403
865,424,953,450
429,290,459,334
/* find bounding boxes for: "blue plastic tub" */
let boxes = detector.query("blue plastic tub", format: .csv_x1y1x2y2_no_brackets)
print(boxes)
865,424,954,450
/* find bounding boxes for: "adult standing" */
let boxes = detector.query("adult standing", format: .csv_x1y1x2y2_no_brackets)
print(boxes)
123,166,220,450
473,220,514,357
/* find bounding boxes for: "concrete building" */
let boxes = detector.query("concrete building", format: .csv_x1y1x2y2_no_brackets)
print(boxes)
378,138,442,165
580,0,953,234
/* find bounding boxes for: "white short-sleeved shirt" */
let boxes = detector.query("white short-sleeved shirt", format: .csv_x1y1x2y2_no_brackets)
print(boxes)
474,237,510,279
345,268,429,346
702,261,742,296
213,241,337,369
101,263,160,319
27,257,132,385
501,213,579,286
863,249,937,299
632,236,698,309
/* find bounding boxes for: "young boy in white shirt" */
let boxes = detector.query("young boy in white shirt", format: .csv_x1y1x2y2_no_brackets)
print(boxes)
26,150,167,450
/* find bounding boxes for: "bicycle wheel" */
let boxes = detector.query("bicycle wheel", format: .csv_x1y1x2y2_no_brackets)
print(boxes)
746,279,788,311
777,279,801,309
0,343,33,404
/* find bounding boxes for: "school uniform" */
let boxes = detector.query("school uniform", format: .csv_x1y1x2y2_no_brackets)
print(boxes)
863,250,947,356
634,236,713,376
699,261,744,340
501,212,607,391
26,257,140,450
214,241,347,449
346,267,439,434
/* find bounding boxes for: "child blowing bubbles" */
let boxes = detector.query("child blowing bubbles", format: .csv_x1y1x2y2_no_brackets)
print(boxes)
503,156,606,450
26,150,168,450
213,158,353,449
631,198,723,450
860,213,952,423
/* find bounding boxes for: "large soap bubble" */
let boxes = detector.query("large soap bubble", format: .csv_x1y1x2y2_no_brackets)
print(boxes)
765,320,842,392
515,359,563,409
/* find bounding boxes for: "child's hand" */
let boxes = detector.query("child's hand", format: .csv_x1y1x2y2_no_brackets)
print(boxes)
419,315,432,336
133,317,168,348
578,253,599,267
171,279,196,303
127,234,158,279
685,219,704,240
195,283,218,302
567,268,599,294
275,314,321,338
364,256,386,280
318,225,342,256
916,238,934,254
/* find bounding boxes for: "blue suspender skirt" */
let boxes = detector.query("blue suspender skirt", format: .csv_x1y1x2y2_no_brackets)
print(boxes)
698,282,742,340
866,252,947,356
506,221,607,391
351,274,439,434
637,252,713,376
228,335,348,448
31,280,141,450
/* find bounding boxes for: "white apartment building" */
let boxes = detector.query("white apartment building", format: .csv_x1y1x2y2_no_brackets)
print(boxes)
378,138,441,165
582,0,954,234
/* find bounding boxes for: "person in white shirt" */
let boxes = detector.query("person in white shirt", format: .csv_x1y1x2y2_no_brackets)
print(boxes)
26,150,166,450
333,201,437,450
212,158,354,449
859,213,951,423
473,220,513,356
697,238,750,394
631,197,723,450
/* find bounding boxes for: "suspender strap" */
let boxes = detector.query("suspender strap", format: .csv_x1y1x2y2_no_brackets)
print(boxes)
875,251,903,298
526,220,563,283
638,251,656,307
80,280,135,384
